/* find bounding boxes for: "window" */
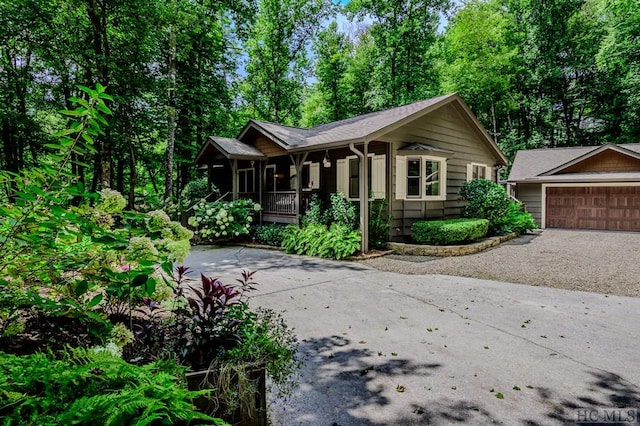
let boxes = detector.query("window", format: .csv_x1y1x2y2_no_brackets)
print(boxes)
265,164,276,191
336,154,386,200
395,155,447,201
349,158,359,198
289,162,320,190
238,168,254,193
466,163,493,182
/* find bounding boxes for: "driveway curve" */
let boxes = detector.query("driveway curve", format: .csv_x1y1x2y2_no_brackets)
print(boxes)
363,229,640,297
185,245,640,425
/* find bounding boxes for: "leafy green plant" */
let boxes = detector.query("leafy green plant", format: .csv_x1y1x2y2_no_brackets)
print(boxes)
369,198,391,249
181,177,218,211
252,223,287,246
302,193,329,227
329,192,359,230
282,223,361,259
189,199,260,241
0,348,224,425
411,218,489,245
494,201,538,234
458,179,511,232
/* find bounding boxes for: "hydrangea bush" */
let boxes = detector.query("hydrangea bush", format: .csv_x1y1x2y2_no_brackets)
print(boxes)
188,199,261,241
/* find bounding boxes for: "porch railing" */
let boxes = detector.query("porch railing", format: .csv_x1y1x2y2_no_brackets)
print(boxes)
263,191,296,215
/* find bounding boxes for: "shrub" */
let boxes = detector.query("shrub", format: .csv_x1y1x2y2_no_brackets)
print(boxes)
189,199,260,241
369,198,391,250
458,179,511,230
302,194,329,227
180,177,218,210
282,223,361,259
0,348,221,425
411,218,489,245
252,224,287,246
494,202,538,234
329,193,358,230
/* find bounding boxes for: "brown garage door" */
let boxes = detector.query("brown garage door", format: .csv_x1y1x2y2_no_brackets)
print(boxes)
546,186,640,231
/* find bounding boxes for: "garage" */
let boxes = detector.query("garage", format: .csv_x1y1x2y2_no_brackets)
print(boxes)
546,186,640,231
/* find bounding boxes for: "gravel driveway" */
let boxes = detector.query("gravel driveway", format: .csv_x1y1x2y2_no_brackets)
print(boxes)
361,229,640,298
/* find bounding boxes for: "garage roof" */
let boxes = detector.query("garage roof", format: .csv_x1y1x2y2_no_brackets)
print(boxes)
508,144,640,183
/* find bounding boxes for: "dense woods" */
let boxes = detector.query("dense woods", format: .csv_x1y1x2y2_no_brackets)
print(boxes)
1,0,639,204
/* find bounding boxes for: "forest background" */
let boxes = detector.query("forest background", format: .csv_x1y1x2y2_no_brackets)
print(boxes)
1,0,638,206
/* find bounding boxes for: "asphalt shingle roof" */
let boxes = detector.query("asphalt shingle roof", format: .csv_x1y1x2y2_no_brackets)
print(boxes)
508,144,640,182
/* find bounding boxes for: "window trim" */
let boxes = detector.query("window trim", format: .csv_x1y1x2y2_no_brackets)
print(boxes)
466,162,492,182
396,155,447,201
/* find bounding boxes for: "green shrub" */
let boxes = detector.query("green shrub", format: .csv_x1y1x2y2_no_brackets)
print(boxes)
0,348,222,425
411,218,489,245
282,223,360,259
494,202,538,234
302,194,329,227
329,193,359,230
189,199,261,241
181,177,218,210
252,224,287,246
458,179,511,231
369,198,391,250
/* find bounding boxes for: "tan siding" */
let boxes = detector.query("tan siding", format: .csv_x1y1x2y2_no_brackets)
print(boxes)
388,104,500,238
516,183,542,225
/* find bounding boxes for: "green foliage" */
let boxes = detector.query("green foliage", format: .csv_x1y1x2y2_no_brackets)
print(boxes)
458,179,511,230
369,198,391,250
0,348,221,425
328,192,359,230
189,199,260,241
224,305,301,399
282,223,361,259
494,202,538,234
411,218,489,245
252,223,287,247
302,194,329,227
180,177,218,211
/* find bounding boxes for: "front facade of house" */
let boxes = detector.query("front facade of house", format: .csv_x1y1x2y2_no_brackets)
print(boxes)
507,144,640,231
195,94,508,251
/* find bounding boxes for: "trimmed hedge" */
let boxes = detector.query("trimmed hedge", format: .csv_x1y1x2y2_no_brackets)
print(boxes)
411,218,489,245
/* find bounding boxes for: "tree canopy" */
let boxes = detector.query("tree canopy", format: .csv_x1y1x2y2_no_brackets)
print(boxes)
1,0,639,203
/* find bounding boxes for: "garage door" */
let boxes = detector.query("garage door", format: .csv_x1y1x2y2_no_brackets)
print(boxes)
546,186,640,231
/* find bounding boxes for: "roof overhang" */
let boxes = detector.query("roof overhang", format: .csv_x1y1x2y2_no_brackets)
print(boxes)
539,144,640,176
194,136,267,164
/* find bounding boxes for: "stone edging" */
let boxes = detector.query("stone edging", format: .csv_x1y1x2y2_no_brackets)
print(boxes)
387,233,519,257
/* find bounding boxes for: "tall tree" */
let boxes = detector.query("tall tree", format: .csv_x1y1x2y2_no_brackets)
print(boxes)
242,0,333,124
346,0,450,107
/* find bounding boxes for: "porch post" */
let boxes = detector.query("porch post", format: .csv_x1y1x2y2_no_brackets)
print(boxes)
231,159,238,200
361,142,369,253
258,161,263,225
290,153,308,222
349,142,369,253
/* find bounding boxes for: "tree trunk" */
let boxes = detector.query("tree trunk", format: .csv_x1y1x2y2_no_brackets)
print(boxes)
164,19,177,203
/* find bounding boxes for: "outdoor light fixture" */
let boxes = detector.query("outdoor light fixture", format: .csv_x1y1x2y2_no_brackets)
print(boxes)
323,150,331,168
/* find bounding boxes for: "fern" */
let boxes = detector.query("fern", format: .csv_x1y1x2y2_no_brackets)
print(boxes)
0,348,225,425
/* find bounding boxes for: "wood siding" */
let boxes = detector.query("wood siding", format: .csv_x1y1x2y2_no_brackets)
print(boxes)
546,186,640,231
253,135,288,158
516,183,542,225
559,150,640,174
383,104,501,238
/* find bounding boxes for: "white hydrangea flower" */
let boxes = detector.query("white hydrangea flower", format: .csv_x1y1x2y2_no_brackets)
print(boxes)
222,231,227,236
228,216,234,222
219,209,228,218
247,216,253,222
253,203,261,211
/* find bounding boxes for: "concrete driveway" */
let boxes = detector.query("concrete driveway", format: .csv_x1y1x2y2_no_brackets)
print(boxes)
185,245,640,425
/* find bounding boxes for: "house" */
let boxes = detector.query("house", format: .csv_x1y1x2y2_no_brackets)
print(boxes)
507,144,640,231
195,93,508,251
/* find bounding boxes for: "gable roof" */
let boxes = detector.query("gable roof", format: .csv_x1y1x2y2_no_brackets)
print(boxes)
508,144,640,182
235,93,508,164
195,136,267,163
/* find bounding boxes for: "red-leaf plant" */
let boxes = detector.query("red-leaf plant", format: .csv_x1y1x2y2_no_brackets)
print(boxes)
180,268,259,370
